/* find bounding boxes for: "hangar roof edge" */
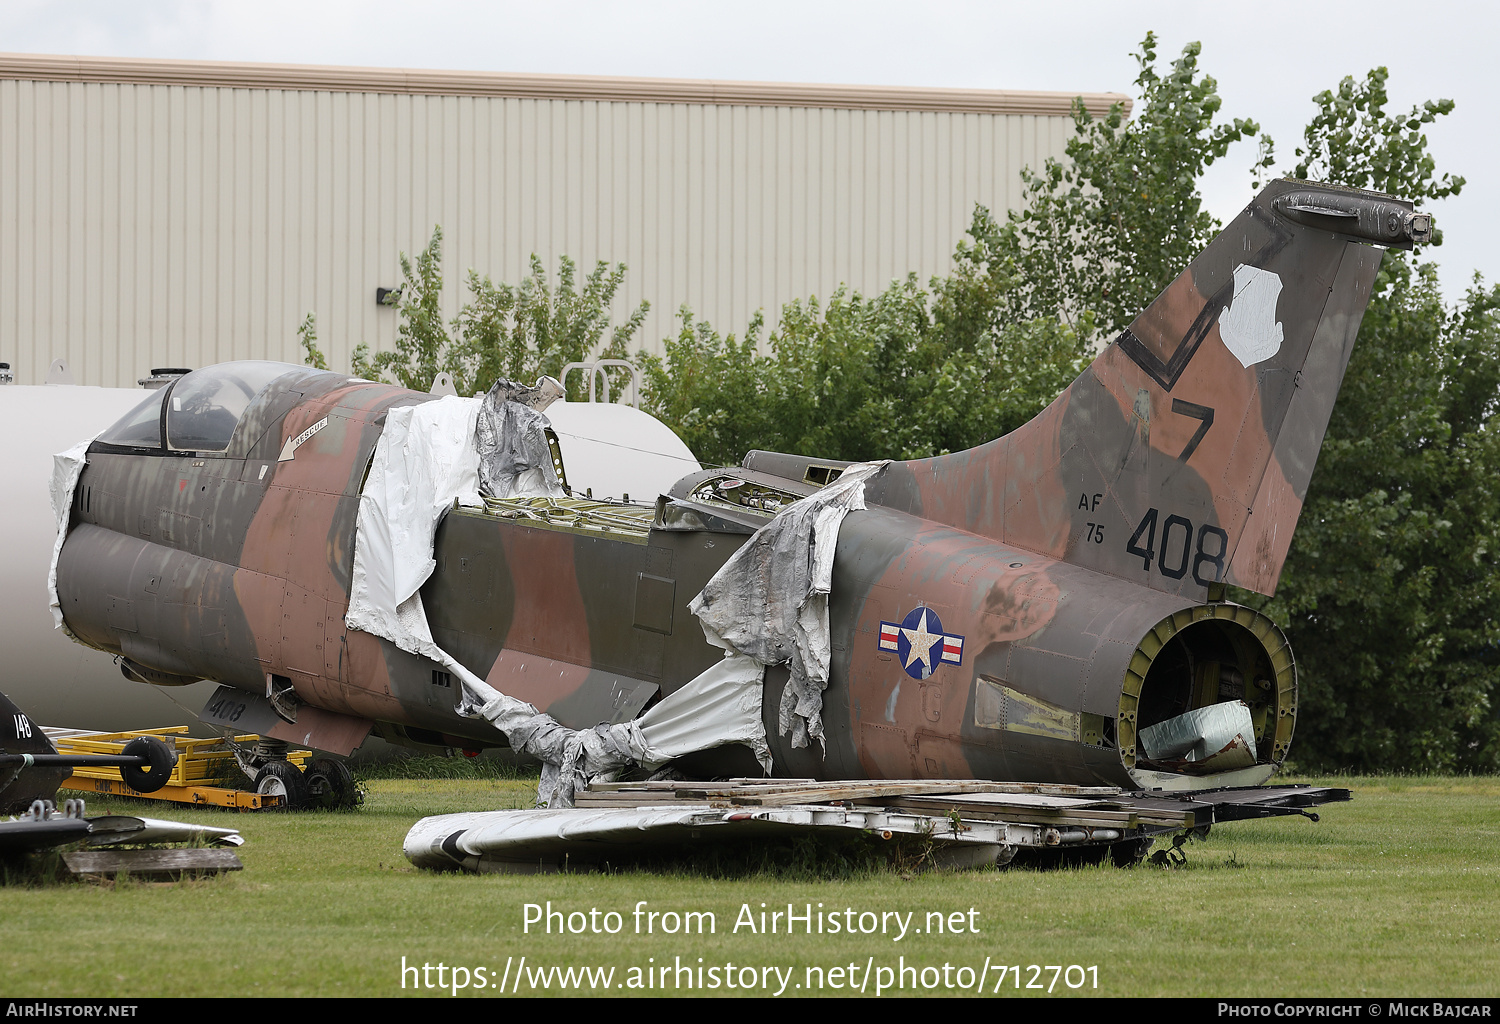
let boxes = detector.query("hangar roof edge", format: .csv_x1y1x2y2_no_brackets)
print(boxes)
0,51,1132,118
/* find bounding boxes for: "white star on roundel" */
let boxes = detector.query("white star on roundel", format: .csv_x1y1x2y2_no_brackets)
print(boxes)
901,609,943,676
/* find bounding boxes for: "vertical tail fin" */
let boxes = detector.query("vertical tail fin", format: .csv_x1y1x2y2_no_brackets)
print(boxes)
889,179,1429,597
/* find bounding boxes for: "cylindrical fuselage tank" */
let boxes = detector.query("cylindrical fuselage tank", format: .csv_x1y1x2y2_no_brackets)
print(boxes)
0,382,227,732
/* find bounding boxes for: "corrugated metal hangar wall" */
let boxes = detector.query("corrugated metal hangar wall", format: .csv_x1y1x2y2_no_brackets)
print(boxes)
0,54,1128,388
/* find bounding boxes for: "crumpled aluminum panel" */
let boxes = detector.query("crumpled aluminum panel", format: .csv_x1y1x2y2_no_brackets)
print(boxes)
1139,700,1257,763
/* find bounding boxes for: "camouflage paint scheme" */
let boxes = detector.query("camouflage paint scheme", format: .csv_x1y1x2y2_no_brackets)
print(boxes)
55,180,1428,789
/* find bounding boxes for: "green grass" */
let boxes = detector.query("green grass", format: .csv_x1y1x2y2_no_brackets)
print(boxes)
1,776,1497,997
353,752,537,781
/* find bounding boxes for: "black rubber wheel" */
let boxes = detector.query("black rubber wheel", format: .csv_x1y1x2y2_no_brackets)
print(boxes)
255,761,310,810
120,736,177,793
305,757,358,809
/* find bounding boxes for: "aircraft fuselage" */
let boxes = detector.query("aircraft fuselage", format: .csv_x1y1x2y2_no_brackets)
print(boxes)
55,181,1431,791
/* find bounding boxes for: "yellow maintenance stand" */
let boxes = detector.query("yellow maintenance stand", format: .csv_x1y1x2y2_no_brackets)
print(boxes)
50,726,312,810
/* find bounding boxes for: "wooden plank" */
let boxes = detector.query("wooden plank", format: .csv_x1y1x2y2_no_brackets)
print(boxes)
62,848,243,878
877,796,1194,829
709,782,1040,806
876,800,1140,826
581,779,1123,799
577,779,1136,819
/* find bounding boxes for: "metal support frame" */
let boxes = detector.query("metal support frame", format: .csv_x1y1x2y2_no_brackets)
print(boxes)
560,360,640,409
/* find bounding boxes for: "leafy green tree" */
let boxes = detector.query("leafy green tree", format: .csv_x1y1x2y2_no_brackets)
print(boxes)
450,254,648,401
640,310,776,469
999,31,1272,336
1293,67,1464,243
296,313,327,370
998,50,1496,771
368,226,451,392
640,251,1088,469
1239,69,1500,772
1261,263,1500,772
639,32,1257,468
301,226,648,399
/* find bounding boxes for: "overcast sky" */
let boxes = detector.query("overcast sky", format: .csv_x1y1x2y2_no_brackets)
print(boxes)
4,0,1494,302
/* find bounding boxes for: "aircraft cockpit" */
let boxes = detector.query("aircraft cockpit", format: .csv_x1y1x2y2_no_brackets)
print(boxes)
94,361,311,454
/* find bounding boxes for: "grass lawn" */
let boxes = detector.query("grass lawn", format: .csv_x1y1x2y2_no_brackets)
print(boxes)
1,775,1496,998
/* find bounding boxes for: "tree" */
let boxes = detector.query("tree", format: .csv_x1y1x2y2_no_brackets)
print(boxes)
366,225,450,393
302,226,649,400
1293,66,1464,243
639,247,1089,469
1258,261,1500,772
997,50,1498,771
999,31,1271,337
1240,69,1499,772
449,254,648,401
296,313,327,370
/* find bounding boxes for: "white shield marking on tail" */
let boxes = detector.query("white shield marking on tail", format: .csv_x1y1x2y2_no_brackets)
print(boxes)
1219,264,1285,367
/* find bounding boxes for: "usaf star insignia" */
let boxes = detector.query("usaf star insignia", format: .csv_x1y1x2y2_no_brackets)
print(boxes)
879,607,964,680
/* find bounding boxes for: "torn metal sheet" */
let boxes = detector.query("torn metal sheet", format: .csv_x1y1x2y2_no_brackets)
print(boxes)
0,798,244,853
47,438,94,632
464,652,769,808
475,377,567,499
690,461,888,750
83,815,245,847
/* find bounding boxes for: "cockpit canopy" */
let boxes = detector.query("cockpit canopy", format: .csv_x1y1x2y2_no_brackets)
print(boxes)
96,361,310,453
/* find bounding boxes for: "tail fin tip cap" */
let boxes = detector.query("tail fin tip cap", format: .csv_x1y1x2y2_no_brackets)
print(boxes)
1272,188,1430,249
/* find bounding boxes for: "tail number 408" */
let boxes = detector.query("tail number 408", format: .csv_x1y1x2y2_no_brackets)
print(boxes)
1126,508,1228,586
